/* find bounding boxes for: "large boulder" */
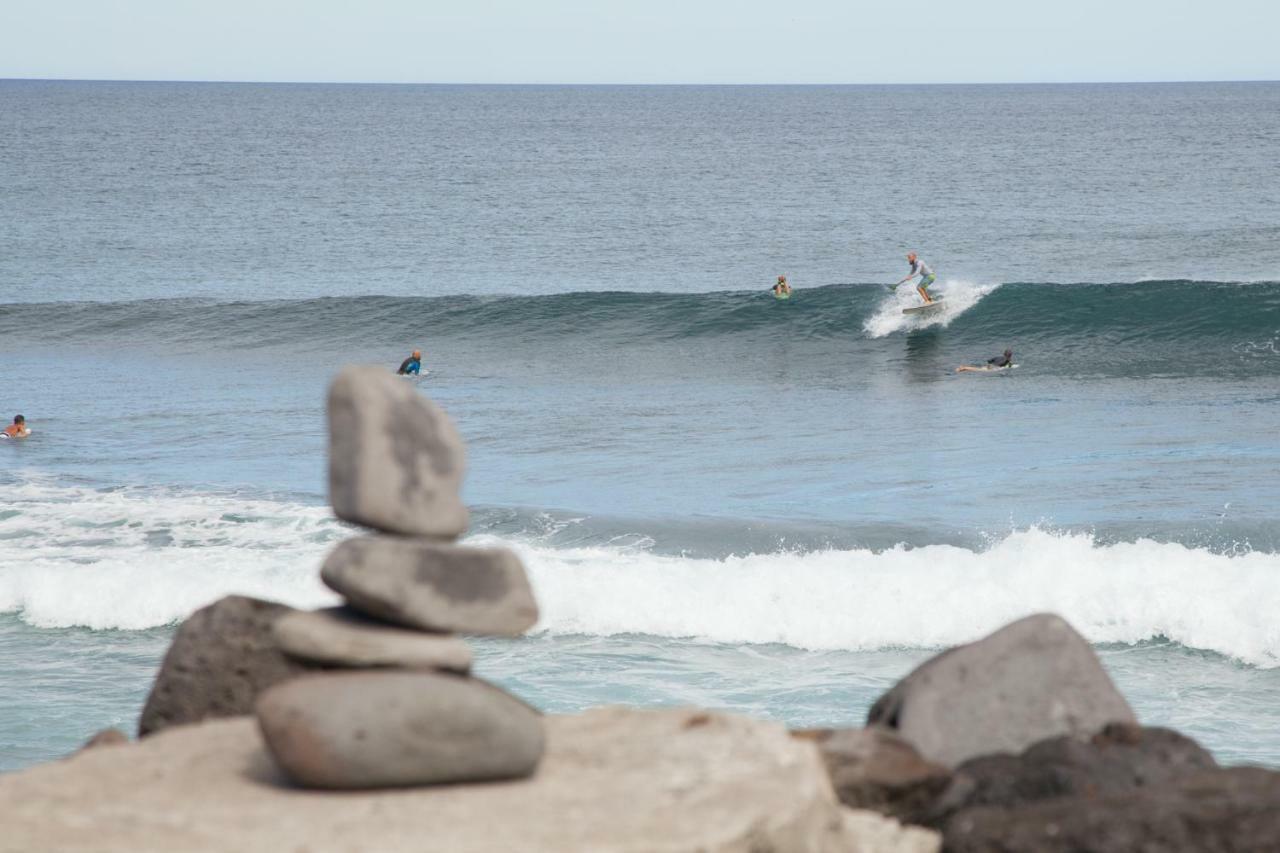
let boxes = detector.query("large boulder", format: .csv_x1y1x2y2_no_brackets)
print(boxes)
943,766,1280,853
328,365,468,537
255,671,544,789
138,595,313,737
925,722,1218,825
273,606,473,671
867,613,1136,766
320,536,538,635
0,708,941,852
796,727,952,825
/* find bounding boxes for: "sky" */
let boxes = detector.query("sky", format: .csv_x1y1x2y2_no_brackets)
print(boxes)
1,0,1276,85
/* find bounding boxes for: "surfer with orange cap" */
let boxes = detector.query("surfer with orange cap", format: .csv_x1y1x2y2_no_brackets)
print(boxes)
396,350,423,376
892,252,937,304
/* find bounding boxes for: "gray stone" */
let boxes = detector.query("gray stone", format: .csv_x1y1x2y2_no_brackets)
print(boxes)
943,766,1280,853
0,708,940,852
796,727,952,825
255,671,544,789
328,365,467,537
273,606,472,671
867,613,1136,767
320,535,538,635
138,595,314,737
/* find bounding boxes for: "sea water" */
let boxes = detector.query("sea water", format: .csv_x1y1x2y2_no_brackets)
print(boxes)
2,81,1278,771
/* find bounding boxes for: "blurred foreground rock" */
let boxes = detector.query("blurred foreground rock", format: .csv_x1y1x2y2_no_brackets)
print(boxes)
0,708,940,853
866,613,1136,767
139,595,313,737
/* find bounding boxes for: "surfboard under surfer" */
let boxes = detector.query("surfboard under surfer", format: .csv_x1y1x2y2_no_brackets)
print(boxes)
956,349,1014,373
891,252,936,304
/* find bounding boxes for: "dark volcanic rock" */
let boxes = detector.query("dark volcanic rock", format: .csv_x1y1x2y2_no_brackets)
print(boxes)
867,613,1136,766
796,726,952,824
925,722,1217,826
139,596,313,737
328,365,468,537
943,766,1280,853
320,536,538,635
256,670,545,789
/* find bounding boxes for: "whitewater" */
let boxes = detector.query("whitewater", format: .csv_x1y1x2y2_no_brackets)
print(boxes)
2,482,1277,668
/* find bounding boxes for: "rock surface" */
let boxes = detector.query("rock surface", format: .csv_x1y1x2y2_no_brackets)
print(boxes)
321,535,538,635
926,722,1218,825
796,727,952,825
328,365,468,537
0,708,940,853
256,671,544,788
867,613,1136,766
77,728,128,752
943,766,1280,853
138,595,313,737
273,606,473,671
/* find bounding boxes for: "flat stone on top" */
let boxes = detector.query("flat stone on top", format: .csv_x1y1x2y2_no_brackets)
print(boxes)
321,536,538,636
273,607,473,671
328,365,468,537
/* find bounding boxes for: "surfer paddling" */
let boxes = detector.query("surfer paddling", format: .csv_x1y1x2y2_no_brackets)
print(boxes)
892,252,936,304
1,414,30,439
957,349,1014,373
396,350,422,376
772,275,792,298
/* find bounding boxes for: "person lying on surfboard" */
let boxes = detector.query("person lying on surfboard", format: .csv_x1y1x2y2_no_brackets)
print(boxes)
891,252,936,304
396,350,422,376
956,349,1014,373
1,414,30,439
772,275,792,297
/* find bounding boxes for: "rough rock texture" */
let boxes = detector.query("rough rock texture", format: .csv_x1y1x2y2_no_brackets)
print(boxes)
943,767,1280,853
925,722,1218,826
77,728,128,752
0,708,940,853
867,613,1136,766
256,671,544,788
328,365,468,537
321,536,538,635
795,727,952,825
273,606,473,671
138,595,312,737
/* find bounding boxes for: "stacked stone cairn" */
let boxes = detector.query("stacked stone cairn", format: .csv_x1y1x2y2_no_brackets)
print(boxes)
253,365,544,789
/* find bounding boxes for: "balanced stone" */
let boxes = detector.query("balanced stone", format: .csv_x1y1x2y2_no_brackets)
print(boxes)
867,613,1137,767
255,671,544,789
273,606,472,671
138,596,314,737
321,536,538,635
328,365,468,538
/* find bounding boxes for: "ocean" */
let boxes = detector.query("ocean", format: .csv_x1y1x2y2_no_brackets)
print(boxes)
2,80,1278,771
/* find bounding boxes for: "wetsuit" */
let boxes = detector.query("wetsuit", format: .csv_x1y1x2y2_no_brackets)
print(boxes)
987,353,1013,368
397,357,421,376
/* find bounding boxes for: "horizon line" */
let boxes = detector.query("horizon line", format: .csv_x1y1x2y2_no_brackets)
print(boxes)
3,76,1278,88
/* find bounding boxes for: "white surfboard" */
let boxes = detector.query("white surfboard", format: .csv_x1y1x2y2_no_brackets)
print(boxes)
956,364,1019,374
902,300,945,315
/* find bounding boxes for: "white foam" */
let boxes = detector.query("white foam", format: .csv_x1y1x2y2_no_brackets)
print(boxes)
474,528,1280,668
0,479,340,630
4,482,1278,668
863,279,1001,339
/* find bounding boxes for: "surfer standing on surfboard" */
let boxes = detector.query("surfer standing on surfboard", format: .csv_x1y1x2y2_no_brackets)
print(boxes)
891,252,936,304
